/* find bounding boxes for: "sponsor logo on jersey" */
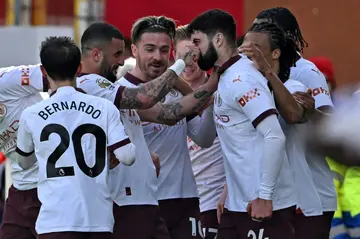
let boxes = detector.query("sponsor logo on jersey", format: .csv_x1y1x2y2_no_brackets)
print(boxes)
238,88,260,107
312,87,330,96
96,78,112,88
20,67,30,85
0,103,7,118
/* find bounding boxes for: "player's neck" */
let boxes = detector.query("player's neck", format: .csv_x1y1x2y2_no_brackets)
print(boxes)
49,79,76,92
215,46,238,67
129,65,150,83
186,72,208,90
81,58,101,76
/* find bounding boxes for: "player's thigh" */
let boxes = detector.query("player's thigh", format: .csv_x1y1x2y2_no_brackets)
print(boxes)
217,209,239,239
153,214,171,239
295,211,334,239
0,186,40,239
200,209,219,239
112,204,160,239
238,206,296,239
167,198,203,239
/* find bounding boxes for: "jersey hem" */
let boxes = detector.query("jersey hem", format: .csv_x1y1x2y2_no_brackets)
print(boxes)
36,226,112,234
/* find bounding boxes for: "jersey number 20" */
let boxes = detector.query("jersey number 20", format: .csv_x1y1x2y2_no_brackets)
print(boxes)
40,123,106,178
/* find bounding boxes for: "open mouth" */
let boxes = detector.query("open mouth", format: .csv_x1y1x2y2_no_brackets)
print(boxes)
183,68,195,74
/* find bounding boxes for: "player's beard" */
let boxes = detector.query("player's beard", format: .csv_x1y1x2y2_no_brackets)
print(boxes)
138,57,166,81
197,42,218,71
100,57,118,83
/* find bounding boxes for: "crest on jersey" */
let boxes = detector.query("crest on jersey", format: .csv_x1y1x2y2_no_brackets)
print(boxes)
0,104,7,118
215,93,222,107
96,78,111,88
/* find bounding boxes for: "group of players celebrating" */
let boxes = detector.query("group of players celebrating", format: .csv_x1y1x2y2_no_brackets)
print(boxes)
0,6,337,239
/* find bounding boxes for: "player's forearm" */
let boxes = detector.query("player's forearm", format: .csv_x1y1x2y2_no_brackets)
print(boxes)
257,115,286,200
119,60,185,110
266,71,303,123
187,105,216,148
155,69,219,122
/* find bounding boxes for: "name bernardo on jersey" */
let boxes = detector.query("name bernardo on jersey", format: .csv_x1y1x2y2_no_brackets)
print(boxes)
38,100,102,120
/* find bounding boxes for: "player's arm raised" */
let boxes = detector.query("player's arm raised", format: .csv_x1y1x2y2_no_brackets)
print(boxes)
118,47,197,110
15,110,37,170
137,68,220,125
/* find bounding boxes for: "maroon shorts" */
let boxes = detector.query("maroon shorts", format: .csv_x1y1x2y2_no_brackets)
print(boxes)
38,232,111,239
294,211,334,239
159,197,202,239
111,204,170,239
200,209,219,239
0,185,41,239
217,206,296,239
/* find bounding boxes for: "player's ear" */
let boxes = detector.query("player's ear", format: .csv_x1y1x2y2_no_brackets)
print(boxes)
92,48,102,63
214,32,224,48
272,49,281,60
76,62,83,76
131,44,137,58
40,65,47,77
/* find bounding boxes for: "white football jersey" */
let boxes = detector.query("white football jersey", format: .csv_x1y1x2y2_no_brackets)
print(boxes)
0,65,48,190
118,73,198,200
280,80,323,216
77,73,158,206
214,57,296,212
290,58,337,212
188,136,225,212
16,86,129,234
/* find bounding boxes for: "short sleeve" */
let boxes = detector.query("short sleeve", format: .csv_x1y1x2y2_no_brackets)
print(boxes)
77,75,126,109
15,110,34,156
296,68,333,109
284,79,308,94
106,102,130,152
231,75,278,128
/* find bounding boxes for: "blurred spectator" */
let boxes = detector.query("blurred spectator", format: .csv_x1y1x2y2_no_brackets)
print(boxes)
308,56,336,93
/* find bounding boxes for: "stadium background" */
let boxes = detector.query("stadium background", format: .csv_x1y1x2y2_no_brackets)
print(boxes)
0,0,358,235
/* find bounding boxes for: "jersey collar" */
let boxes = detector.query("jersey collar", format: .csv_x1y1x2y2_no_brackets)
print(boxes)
124,72,145,86
219,55,241,74
50,86,86,97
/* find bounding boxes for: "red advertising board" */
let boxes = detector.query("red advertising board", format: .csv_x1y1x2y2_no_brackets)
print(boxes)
105,0,244,39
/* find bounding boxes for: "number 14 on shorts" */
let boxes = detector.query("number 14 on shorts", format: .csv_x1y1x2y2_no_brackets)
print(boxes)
248,229,269,239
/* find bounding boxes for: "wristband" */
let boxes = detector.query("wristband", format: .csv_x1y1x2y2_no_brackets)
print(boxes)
168,59,185,76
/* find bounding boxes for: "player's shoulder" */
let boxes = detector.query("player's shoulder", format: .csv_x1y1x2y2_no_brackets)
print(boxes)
291,58,324,79
0,64,40,83
117,76,135,88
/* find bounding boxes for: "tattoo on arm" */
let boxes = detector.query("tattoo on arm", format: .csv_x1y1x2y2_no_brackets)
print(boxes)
119,70,179,109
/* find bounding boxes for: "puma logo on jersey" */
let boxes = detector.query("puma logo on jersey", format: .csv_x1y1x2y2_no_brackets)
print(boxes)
238,88,260,107
232,76,241,83
311,68,321,75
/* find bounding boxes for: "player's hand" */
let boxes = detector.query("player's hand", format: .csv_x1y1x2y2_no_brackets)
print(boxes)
177,44,200,66
247,198,272,222
293,89,315,113
109,152,120,169
238,43,272,74
150,151,160,177
217,184,228,224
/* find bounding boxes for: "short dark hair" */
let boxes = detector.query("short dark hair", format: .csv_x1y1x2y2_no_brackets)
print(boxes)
131,16,176,44
40,36,81,81
256,7,308,52
188,9,236,46
81,22,124,54
248,22,298,82
174,25,191,47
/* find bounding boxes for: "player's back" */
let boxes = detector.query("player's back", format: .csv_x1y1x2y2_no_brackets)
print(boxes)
22,86,117,234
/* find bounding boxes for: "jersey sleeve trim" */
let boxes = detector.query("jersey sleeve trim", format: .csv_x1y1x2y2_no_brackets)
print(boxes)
15,147,34,157
252,109,278,128
114,86,126,108
108,138,131,152
186,113,198,122
42,76,49,92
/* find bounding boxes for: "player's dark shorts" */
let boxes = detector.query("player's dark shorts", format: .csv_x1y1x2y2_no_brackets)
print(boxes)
294,211,334,239
218,206,296,239
159,197,202,239
200,209,219,239
111,203,170,239
38,232,111,239
0,185,41,239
